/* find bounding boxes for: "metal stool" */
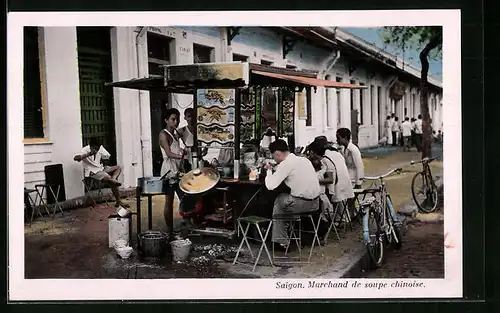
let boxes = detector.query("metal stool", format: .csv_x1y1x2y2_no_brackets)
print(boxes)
35,184,64,217
324,201,343,244
233,215,273,272
272,214,302,265
299,210,323,263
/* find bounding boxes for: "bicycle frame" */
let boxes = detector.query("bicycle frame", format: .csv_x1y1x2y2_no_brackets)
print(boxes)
362,170,401,244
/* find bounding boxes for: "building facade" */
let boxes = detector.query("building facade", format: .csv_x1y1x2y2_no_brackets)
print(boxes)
23,26,443,199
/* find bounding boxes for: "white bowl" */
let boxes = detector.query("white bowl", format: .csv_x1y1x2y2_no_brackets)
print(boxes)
116,246,133,259
114,239,128,249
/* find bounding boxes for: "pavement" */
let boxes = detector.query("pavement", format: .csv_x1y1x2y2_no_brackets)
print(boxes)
24,144,444,279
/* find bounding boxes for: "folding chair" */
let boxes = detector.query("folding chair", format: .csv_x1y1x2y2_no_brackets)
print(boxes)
35,183,64,217
233,215,273,272
83,176,112,208
24,187,50,223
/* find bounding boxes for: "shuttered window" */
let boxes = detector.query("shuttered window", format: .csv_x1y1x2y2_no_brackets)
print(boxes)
193,44,214,63
23,27,44,139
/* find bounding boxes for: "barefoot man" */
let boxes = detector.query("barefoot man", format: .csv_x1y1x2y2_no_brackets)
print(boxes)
74,138,129,208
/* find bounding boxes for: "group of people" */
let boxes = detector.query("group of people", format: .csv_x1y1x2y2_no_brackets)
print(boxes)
73,105,367,247
384,113,443,152
264,128,364,250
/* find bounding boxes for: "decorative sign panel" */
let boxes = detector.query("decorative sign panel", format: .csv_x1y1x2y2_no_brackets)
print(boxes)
197,106,235,125
197,89,236,108
197,124,235,144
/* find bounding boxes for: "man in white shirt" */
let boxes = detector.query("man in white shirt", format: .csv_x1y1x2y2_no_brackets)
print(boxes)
74,138,127,208
414,114,423,152
308,137,354,203
401,117,413,151
264,139,321,248
336,128,365,189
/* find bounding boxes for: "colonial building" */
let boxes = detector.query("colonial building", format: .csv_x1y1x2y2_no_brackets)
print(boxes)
23,26,442,200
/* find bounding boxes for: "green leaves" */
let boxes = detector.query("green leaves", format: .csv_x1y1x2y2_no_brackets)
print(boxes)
380,26,443,59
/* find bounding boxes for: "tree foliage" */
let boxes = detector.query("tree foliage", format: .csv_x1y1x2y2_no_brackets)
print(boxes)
379,27,443,61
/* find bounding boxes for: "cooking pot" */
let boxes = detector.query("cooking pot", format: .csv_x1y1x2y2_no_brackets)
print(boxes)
138,176,171,195
138,230,169,258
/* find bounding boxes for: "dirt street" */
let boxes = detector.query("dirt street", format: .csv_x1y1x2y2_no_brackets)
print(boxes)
24,148,443,279
364,221,444,278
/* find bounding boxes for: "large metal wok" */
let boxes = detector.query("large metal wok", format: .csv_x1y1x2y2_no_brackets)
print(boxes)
179,167,220,195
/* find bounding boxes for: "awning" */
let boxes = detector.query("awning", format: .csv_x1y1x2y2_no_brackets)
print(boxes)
251,70,367,89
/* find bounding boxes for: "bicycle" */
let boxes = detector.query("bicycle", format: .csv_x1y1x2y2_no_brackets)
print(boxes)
357,167,403,268
410,157,439,213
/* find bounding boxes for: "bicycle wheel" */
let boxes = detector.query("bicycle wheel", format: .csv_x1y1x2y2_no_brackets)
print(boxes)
366,209,384,268
411,172,439,213
385,196,403,250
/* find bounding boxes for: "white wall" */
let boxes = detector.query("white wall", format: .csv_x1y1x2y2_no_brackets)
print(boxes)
27,27,84,199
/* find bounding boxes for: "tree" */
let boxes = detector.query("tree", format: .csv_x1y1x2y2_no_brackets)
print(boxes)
379,27,442,158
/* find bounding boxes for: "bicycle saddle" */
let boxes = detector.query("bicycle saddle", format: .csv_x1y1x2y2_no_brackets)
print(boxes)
358,196,376,207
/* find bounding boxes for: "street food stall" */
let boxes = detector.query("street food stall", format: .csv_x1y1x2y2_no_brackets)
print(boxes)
106,62,366,239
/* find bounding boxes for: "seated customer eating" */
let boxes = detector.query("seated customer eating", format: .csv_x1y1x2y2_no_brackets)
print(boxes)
264,139,321,249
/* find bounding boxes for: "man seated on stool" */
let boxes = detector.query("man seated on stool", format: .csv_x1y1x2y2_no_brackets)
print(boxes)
74,138,129,208
264,139,321,251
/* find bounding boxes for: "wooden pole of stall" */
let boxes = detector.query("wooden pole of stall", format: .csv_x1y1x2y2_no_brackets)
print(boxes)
234,88,241,179
192,91,198,169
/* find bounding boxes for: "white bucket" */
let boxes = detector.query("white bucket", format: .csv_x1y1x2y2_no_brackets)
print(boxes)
170,239,192,262
108,215,130,248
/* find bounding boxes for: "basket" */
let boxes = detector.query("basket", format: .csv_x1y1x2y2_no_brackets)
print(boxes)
170,239,192,262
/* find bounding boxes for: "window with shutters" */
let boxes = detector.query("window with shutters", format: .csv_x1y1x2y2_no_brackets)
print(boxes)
232,53,248,62
23,26,46,140
193,43,214,63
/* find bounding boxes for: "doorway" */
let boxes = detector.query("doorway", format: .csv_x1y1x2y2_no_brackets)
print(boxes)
77,27,117,164
147,32,172,176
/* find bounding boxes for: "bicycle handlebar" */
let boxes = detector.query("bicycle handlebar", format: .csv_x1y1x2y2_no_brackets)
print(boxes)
410,157,437,165
364,167,402,181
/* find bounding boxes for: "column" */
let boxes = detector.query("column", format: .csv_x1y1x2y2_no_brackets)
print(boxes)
110,27,143,188
137,31,153,177
340,88,351,128
371,85,379,140
42,27,84,199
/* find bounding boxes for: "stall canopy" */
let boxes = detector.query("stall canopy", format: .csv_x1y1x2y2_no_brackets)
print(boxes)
105,62,366,93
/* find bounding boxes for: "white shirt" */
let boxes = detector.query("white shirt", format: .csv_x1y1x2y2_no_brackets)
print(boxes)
391,121,400,132
265,153,321,199
340,142,365,186
79,145,111,177
401,121,412,137
415,119,423,134
323,150,355,202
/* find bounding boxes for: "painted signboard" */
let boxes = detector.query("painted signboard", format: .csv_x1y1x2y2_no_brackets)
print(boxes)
197,88,236,144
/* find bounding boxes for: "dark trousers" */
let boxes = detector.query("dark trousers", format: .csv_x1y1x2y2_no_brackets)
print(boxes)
415,134,423,152
392,132,397,146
